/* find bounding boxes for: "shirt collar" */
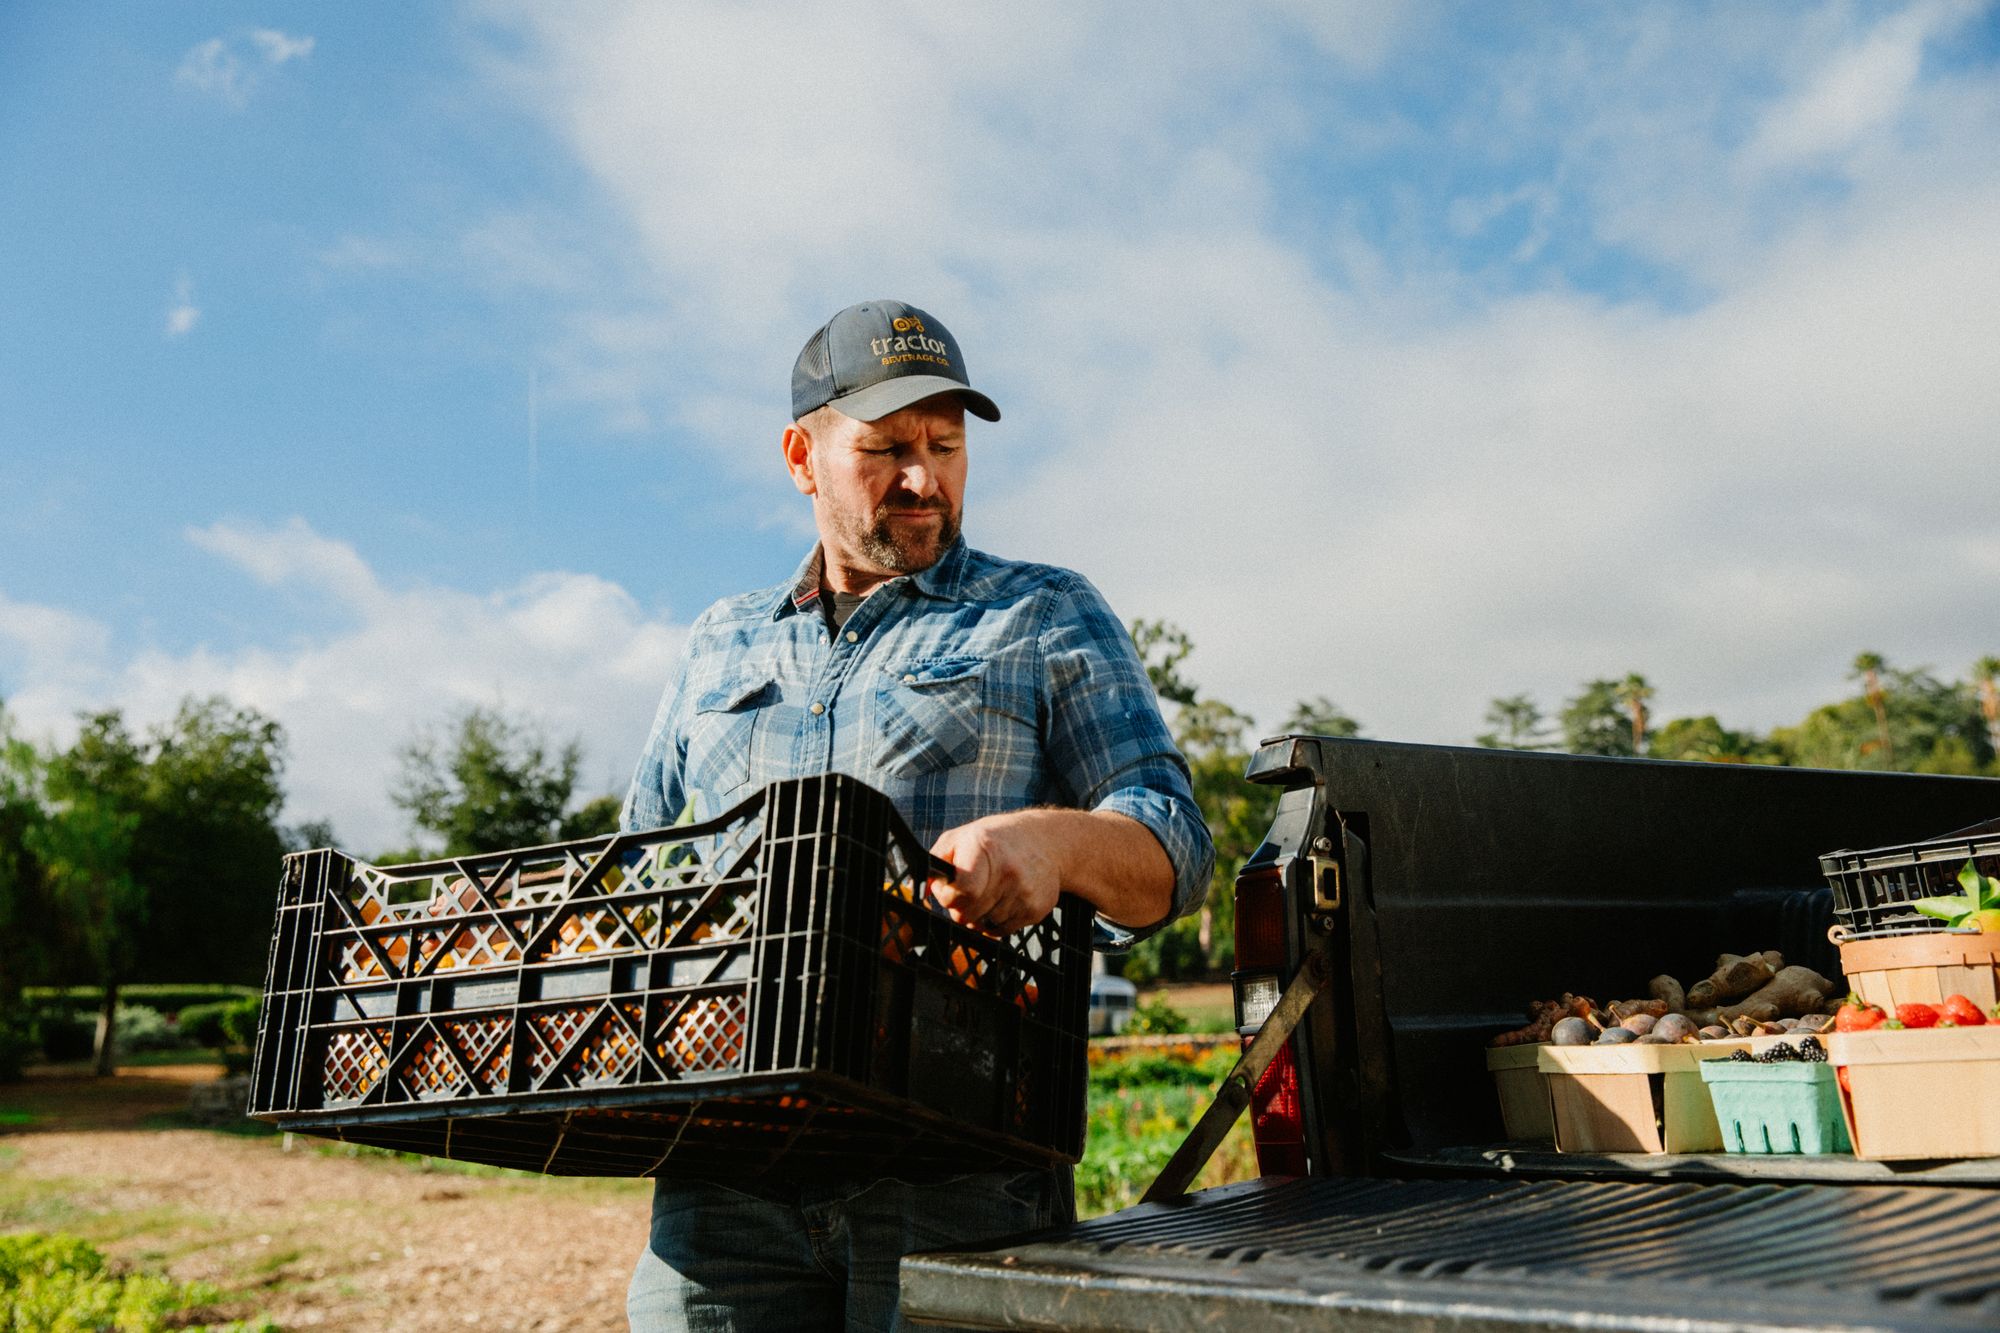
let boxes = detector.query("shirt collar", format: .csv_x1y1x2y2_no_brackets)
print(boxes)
769,537,970,619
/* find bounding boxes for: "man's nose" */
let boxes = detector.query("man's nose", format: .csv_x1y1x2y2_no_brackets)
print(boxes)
899,462,939,498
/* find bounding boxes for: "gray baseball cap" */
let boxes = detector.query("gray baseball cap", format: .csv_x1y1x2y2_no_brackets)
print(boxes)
791,300,1001,423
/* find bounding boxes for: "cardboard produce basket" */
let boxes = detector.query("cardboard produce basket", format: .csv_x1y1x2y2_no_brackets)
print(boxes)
1485,1043,1555,1142
1537,1042,1749,1154
1830,1027,2000,1161
248,774,1093,1180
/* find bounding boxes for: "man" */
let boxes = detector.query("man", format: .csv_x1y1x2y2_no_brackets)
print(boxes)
624,299,1213,1331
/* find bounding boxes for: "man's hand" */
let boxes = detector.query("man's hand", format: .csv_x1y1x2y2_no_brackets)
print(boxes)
928,807,1175,937
929,811,1061,936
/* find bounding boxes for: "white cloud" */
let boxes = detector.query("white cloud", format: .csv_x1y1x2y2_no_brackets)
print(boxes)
175,29,314,108
0,524,686,855
164,274,200,337
457,0,2000,750
250,29,316,65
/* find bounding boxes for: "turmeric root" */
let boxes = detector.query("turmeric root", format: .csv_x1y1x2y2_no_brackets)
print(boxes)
1686,952,1780,1008
1716,965,1836,1023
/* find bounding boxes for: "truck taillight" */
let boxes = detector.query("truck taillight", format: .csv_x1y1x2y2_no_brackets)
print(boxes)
1233,861,1307,1174
1233,865,1285,971
1247,1036,1308,1176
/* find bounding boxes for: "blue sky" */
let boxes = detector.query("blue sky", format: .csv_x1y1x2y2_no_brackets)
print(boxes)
4,2,1998,851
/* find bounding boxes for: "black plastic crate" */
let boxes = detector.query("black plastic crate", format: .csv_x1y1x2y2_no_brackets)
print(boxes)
248,775,1093,1179
1821,816,2000,940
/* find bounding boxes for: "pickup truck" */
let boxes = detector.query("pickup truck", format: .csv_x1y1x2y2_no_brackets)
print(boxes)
901,737,2000,1332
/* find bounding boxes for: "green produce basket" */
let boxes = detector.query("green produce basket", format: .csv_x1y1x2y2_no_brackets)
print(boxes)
1698,1060,1852,1155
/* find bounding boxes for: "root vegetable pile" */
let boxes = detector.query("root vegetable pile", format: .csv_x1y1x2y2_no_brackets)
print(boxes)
1489,950,1841,1047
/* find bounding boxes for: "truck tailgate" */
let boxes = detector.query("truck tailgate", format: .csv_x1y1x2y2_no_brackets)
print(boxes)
900,1175,2000,1332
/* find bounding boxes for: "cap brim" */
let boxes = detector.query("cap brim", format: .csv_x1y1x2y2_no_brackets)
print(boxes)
827,375,1001,423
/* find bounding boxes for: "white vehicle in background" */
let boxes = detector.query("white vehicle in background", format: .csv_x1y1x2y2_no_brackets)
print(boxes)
1088,974,1137,1036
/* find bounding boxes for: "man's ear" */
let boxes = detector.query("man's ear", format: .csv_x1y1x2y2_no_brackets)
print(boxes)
781,423,816,496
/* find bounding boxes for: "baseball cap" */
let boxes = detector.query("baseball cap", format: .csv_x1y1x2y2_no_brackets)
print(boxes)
791,300,1001,424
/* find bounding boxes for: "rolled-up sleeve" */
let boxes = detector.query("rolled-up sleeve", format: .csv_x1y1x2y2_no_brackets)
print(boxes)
1038,575,1215,951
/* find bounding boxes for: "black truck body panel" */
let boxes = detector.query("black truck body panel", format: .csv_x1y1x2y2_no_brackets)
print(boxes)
903,1175,2000,1332
902,741,2000,1329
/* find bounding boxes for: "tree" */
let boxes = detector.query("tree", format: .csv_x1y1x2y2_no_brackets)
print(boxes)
1129,619,1199,707
1648,715,1772,764
0,702,53,1068
134,698,288,984
1974,656,2000,763
33,712,147,1075
1617,673,1654,755
1850,652,1894,766
560,794,624,840
393,705,588,855
1283,696,1362,738
1558,679,1634,757
1477,694,1552,751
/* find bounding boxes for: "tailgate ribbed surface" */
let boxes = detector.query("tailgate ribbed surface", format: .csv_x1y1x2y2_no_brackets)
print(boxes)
900,1176,2000,1332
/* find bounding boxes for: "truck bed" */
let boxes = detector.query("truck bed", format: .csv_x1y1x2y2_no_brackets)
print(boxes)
902,1174,2000,1332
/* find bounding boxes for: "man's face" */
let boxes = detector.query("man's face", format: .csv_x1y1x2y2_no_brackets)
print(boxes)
789,396,968,579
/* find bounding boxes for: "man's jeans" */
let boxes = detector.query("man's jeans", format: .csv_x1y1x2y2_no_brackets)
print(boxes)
627,1167,1073,1332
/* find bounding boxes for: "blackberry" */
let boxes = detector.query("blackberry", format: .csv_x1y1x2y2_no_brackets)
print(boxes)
1799,1035,1827,1063
1728,1049,1755,1062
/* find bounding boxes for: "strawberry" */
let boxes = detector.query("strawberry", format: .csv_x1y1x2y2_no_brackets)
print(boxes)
1895,1003,1940,1029
1834,1001,1887,1032
1941,994,1986,1027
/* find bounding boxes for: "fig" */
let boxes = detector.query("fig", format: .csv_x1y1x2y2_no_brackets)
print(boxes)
1595,1026,1638,1044
1634,1033,1673,1044
1551,1017,1593,1046
1653,1014,1697,1043
1698,1025,1729,1040
1620,1014,1658,1035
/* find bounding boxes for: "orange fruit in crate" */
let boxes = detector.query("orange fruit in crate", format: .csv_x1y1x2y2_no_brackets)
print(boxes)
880,911,916,963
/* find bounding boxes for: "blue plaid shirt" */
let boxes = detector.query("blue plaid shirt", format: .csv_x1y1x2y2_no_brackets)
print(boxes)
621,538,1212,948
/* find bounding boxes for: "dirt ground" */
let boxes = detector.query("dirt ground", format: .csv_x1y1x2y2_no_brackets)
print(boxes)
0,1063,650,1330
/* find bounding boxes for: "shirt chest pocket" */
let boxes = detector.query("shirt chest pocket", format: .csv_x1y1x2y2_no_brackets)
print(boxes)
874,657,991,778
685,672,774,804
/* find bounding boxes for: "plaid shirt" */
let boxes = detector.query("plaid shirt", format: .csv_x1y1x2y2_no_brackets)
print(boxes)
621,538,1213,948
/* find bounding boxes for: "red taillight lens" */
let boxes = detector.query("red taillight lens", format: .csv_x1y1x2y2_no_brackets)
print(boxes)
1248,1035,1308,1176
1234,865,1286,971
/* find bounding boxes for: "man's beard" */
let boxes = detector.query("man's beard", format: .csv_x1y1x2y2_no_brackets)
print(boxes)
849,499,960,573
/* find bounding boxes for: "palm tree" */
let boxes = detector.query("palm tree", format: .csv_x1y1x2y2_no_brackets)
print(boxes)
1975,656,2000,762
1850,652,1893,765
1617,673,1655,755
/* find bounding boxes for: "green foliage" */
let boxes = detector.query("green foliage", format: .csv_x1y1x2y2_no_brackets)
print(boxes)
1282,696,1361,738
1078,1047,1250,1217
1120,914,1210,984
1558,679,1635,757
28,984,257,1014
560,793,624,840
110,1004,186,1053
1648,715,1775,764
1130,618,1199,707
1769,663,1991,773
1124,994,1191,1036
0,1232,238,1332
393,705,589,855
1477,693,1552,750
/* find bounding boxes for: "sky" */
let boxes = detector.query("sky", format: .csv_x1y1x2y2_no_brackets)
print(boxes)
2,1,1998,853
